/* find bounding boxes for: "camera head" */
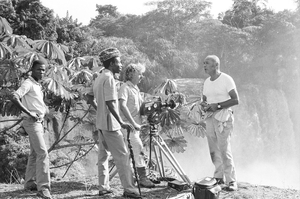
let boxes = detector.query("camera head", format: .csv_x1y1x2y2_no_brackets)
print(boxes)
140,97,176,117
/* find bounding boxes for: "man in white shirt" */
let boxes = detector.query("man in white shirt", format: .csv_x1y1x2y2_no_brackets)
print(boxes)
12,60,52,199
201,55,239,191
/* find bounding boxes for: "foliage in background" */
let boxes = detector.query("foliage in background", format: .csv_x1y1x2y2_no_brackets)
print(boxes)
0,0,300,182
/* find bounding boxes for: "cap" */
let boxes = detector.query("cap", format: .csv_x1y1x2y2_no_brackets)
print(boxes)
99,47,121,63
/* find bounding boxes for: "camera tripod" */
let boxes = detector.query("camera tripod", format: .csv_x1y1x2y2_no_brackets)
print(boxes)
147,119,192,186
108,115,192,186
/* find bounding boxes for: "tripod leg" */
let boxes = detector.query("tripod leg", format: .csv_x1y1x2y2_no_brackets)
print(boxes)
152,137,192,185
158,146,165,177
109,164,118,180
158,136,192,185
153,144,163,177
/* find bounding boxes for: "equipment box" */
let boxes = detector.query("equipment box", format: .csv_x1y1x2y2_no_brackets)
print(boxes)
192,177,221,199
168,180,189,192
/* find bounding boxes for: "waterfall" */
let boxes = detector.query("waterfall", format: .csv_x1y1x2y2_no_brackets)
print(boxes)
173,84,300,189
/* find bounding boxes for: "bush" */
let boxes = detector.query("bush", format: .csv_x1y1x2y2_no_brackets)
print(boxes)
0,129,29,183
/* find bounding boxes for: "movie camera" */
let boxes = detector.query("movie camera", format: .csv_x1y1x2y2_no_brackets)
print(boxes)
140,97,176,126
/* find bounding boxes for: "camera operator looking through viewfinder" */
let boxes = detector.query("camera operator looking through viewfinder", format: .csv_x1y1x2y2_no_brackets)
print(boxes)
201,55,239,191
90,47,142,198
119,63,155,188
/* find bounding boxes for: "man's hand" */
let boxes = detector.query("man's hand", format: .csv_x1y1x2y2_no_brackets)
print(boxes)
121,122,134,132
206,103,218,112
133,123,141,131
28,111,41,121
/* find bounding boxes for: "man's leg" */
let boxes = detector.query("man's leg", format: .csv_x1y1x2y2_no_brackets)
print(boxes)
216,115,237,184
97,130,110,191
24,123,37,189
121,129,145,167
23,118,50,191
102,130,136,193
124,130,154,188
205,117,224,179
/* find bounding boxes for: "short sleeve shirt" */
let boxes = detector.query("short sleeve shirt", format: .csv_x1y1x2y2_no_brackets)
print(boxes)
118,81,143,124
15,77,46,118
203,72,236,104
93,69,121,131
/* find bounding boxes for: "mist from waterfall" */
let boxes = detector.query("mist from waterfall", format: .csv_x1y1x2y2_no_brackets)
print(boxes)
173,87,300,190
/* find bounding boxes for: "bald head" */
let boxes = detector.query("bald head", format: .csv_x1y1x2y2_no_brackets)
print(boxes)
205,55,220,69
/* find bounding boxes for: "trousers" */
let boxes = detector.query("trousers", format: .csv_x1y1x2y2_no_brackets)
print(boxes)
121,129,145,168
98,129,136,192
22,117,50,191
205,112,237,183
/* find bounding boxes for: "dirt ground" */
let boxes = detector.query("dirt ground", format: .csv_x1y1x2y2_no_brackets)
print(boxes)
0,175,299,199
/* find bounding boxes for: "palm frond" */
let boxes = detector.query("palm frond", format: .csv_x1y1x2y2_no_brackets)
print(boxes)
0,17,13,36
43,65,76,99
33,40,66,65
0,42,12,59
164,136,187,153
4,35,31,49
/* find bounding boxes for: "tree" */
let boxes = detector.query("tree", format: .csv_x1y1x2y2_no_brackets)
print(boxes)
55,11,85,45
221,0,274,28
0,0,56,40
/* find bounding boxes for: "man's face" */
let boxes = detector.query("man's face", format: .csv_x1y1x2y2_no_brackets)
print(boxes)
111,57,122,74
31,64,46,80
203,58,216,75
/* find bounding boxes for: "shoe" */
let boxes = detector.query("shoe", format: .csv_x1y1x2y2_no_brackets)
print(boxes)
123,191,142,198
227,181,238,191
37,189,52,199
136,167,155,188
139,178,155,188
99,190,113,196
215,178,225,185
24,182,37,191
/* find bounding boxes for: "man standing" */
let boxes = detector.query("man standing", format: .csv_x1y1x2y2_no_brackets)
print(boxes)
201,55,239,191
92,48,141,198
119,63,155,188
11,60,52,199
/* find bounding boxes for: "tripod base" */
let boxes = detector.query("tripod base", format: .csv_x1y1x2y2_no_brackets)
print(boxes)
149,134,192,186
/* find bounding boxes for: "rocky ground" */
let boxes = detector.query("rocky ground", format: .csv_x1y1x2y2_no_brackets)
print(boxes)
0,175,299,199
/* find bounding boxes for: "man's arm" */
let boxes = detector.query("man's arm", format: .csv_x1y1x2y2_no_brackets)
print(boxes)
119,99,141,130
85,94,97,110
106,100,134,131
207,89,239,112
11,92,40,120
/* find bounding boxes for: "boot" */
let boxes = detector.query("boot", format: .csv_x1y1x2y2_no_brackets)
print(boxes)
137,167,155,188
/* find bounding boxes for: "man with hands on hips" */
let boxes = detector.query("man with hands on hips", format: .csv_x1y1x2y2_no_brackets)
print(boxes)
201,55,239,191
11,60,52,199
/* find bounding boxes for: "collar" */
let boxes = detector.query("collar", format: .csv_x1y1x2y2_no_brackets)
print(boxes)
28,76,42,86
104,69,114,76
126,81,139,91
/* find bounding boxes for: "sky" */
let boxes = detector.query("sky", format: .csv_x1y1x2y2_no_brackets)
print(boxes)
40,0,297,25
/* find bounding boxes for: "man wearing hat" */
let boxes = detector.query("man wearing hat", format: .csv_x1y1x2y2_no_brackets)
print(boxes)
92,47,142,198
